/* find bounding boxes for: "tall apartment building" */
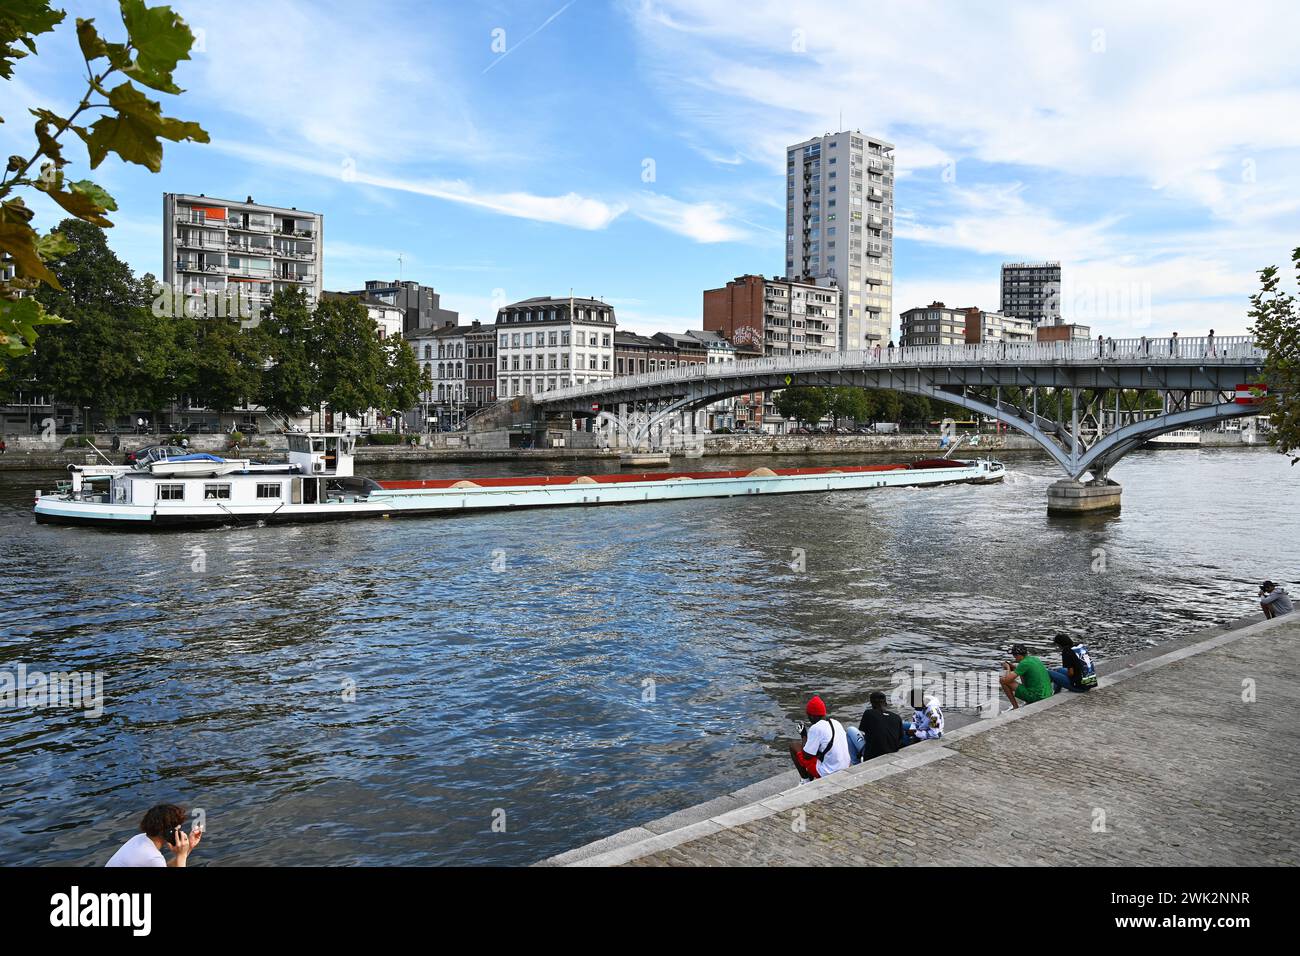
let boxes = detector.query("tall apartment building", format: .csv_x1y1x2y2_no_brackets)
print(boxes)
1001,261,1062,327
353,280,459,335
786,130,894,349
495,296,616,398
703,274,840,356
163,193,322,312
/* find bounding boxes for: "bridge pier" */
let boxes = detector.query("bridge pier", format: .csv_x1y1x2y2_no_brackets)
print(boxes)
1046,478,1122,516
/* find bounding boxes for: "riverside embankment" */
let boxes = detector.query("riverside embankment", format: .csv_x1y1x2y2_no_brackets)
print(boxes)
542,612,1300,866
0,429,1256,471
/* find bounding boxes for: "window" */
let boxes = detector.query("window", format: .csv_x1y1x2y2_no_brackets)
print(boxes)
257,482,281,499
203,483,231,500
157,483,184,501
561,331,570,346
523,332,533,347
499,333,508,348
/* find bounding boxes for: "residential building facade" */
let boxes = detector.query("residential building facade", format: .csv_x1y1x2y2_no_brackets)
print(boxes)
163,193,322,314
495,296,616,398
354,280,459,335
465,322,497,410
962,308,1034,344
900,302,971,347
703,274,840,356
1001,261,1062,328
786,130,895,349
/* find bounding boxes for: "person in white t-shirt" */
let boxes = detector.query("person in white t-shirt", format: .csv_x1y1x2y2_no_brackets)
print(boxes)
789,695,851,781
105,804,204,867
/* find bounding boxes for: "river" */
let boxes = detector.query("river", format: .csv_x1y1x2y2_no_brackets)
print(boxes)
1,446,1296,865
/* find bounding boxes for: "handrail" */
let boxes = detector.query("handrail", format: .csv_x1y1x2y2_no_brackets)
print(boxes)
531,336,1264,403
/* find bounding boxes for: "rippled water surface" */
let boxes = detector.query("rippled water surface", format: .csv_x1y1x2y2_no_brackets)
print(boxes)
1,446,1297,865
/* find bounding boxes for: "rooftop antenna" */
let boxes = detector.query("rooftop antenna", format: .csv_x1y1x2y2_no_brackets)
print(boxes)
838,108,842,131
397,252,404,282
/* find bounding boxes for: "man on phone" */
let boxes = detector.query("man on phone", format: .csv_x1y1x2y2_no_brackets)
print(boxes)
788,695,850,781
105,803,204,867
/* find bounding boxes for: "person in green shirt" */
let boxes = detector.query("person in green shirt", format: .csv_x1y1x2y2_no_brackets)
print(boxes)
999,643,1054,709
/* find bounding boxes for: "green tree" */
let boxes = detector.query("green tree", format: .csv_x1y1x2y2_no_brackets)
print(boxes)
774,385,829,427
827,386,873,426
190,315,265,414
1249,247,1300,464
25,218,155,425
314,296,388,417
384,335,431,425
872,389,903,423
1,0,207,358
259,288,320,419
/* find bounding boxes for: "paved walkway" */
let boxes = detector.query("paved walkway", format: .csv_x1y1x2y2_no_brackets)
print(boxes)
544,613,1300,866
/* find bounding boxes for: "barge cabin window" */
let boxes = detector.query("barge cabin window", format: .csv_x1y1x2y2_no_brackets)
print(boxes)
256,482,282,499
157,484,184,501
204,483,232,500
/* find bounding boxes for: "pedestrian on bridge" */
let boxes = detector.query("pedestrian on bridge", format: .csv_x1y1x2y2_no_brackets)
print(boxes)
887,339,895,361
1097,334,1105,358
1170,331,1179,356
1207,329,1216,357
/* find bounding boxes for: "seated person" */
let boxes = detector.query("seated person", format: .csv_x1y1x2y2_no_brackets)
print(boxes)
1000,643,1054,709
788,695,851,781
859,690,905,759
1048,635,1098,694
1260,581,1294,619
902,687,944,744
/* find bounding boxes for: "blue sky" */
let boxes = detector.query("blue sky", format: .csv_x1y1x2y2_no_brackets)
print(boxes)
7,0,1300,338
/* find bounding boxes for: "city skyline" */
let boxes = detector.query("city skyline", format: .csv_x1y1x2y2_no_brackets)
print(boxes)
6,0,1298,339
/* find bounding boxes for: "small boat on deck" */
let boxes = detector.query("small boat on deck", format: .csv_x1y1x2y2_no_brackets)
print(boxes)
147,453,250,478
32,432,1006,530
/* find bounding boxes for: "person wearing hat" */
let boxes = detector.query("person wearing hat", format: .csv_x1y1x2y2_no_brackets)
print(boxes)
788,695,851,781
1260,581,1294,619
999,643,1054,710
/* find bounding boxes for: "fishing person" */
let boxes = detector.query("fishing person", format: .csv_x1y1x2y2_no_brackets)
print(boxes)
1048,635,1098,694
789,695,851,781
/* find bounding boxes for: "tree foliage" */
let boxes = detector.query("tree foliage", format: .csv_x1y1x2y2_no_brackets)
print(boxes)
3,222,432,426
0,0,207,359
1249,247,1300,464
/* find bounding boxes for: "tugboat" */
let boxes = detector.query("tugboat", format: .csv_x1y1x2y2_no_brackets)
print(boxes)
33,432,1005,529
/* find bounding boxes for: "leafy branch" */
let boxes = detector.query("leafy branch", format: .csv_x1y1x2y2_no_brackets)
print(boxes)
0,0,208,358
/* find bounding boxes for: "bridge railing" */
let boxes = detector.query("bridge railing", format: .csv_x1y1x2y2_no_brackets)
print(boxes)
534,335,1263,403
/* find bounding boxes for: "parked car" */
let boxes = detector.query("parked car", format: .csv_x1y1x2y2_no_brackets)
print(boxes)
124,444,187,466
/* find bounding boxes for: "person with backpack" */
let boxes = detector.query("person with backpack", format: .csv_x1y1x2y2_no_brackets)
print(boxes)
1048,635,1098,694
902,687,944,744
789,695,850,781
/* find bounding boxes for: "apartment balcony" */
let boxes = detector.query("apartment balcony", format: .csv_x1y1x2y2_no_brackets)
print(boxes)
229,220,273,234
866,242,884,257
175,212,224,228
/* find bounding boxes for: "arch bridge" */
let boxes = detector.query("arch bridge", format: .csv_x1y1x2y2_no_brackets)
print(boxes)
522,336,1268,511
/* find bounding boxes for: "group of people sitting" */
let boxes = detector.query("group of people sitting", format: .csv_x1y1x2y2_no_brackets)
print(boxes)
789,637,1098,781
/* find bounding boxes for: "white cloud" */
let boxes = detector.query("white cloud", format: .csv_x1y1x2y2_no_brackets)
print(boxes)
210,142,627,231
630,191,750,242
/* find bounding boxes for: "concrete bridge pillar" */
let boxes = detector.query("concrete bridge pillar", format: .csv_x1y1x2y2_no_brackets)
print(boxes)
1047,478,1122,515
